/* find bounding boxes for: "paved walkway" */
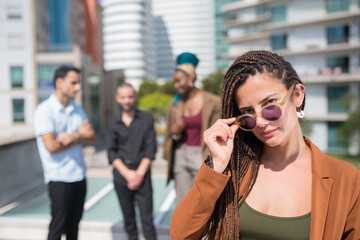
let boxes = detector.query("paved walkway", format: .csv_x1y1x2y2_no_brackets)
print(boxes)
85,145,168,179
0,145,174,240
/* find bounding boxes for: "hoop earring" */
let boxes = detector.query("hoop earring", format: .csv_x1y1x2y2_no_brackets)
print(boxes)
297,107,305,119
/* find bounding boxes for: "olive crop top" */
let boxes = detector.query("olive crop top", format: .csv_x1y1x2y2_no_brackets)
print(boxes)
239,201,311,240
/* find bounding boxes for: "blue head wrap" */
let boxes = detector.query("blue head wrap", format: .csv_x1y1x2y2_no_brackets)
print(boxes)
176,52,199,67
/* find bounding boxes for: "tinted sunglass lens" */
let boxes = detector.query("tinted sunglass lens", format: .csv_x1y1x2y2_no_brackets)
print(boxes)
262,105,281,121
237,116,256,130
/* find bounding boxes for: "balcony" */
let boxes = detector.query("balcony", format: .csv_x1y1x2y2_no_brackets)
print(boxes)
223,41,360,62
223,32,270,43
225,14,270,27
222,0,288,12
305,113,348,122
275,42,360,57
36,44,82,66
222,45,272,60
261,10,360,31
37,43,75,53
300,70,360,84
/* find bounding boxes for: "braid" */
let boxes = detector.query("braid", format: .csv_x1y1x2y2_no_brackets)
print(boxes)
207,50,305,239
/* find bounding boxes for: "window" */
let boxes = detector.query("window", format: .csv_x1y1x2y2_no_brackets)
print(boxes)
270,6,286,23
7,5,22,20
327,56,349,73
257,7,267,16
326,0,349,13
88,75,100,132
37,64,60,103
327,86,348,113
12,98,25,123
11,66,23,88
327,25,349,44
328,122,347,153
271,34,287,50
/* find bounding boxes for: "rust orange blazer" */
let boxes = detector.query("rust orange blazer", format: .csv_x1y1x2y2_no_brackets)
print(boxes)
170,138,360,239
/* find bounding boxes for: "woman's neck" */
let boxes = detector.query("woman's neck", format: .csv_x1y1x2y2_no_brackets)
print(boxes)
261,128,310,170
181,87,199,101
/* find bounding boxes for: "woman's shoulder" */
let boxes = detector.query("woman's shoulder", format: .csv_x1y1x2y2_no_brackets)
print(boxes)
316,150,360,190
322,153,359,180
306,137,359,182
201,90,221,106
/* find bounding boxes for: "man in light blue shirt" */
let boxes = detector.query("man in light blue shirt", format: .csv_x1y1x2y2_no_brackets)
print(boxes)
34,66,96,240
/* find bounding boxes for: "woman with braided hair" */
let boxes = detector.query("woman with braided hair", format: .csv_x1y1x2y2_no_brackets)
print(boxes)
170,50,360,239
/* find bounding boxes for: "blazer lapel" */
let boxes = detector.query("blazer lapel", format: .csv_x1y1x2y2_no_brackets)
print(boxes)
201,91,212,131
310,174,332,239
201,91,213,147
306,138,333,240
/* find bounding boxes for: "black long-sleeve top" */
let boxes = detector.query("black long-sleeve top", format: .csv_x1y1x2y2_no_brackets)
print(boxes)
107,109,157,166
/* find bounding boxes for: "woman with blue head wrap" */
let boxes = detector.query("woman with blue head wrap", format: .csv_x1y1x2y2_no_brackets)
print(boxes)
163,52,222,205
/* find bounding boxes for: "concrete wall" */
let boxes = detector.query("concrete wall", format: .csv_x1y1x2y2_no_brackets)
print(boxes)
0,136,44,207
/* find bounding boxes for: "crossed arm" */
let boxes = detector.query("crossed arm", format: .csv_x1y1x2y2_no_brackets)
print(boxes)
41,121,96,154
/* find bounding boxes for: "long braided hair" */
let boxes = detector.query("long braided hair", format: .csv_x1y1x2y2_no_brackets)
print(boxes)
207,50,305,239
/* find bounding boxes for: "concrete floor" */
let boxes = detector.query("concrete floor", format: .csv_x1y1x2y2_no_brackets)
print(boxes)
85,144,168,179
0,146,174,240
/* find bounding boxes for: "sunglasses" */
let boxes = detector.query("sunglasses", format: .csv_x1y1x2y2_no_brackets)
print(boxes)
235,84,296,131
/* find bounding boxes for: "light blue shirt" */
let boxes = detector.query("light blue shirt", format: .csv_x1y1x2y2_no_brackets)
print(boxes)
34,94,88,183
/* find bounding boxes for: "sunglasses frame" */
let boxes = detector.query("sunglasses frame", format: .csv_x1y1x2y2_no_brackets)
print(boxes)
235,84,296,131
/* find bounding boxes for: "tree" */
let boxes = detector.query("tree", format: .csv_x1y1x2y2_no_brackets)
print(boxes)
160,80,176,95
137,78,175,121
337,93,360,150
201,69,225,96
138,78,160,98
300,119,313,137
138,92,173,121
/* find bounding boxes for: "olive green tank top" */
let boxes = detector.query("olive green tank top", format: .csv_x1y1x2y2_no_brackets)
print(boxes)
239,201,311,240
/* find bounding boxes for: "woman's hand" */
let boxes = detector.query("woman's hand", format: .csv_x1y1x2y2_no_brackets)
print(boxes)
203,118,239,173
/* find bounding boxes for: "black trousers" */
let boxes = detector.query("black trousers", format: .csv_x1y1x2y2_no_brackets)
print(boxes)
113,169,156,240
47,179,87,240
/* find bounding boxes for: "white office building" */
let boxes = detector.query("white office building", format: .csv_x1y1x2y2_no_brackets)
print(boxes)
0,0,37,137
153,0,216,81
102,0,156,89
222,0,360,154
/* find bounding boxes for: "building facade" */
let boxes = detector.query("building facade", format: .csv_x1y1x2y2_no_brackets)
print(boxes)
153,0,216,81
36,0,85,103
0,0,110,138
222,0,360,154
215,0,238,70
101,0,156,89
0,0,37,137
